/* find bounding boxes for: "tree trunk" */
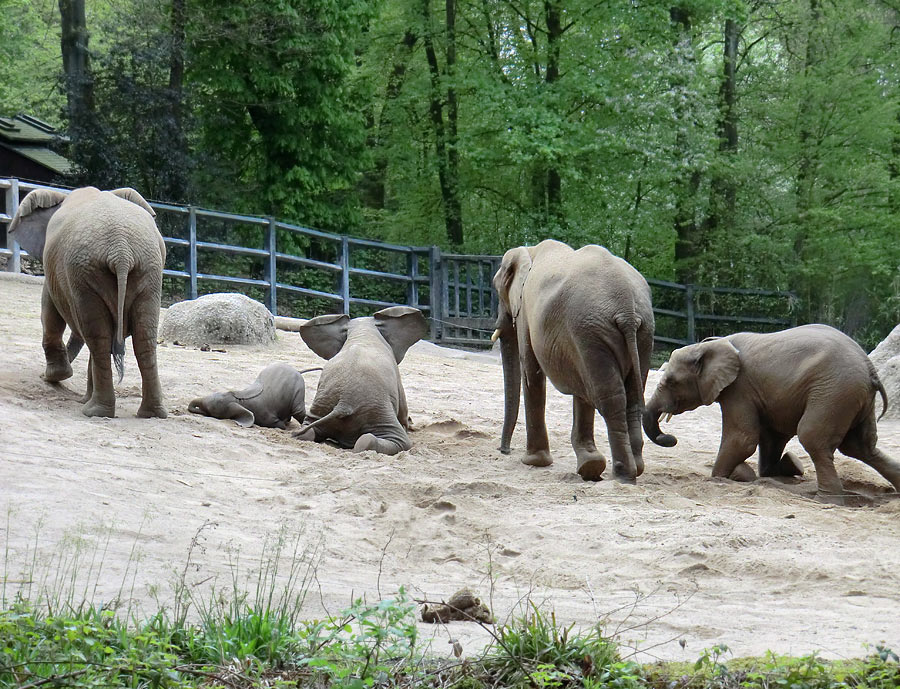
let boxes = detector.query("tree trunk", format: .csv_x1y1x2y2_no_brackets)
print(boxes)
59,0,94,118
794,0,821,257
422,0,463,246
166,0,189,202
670,5,702,283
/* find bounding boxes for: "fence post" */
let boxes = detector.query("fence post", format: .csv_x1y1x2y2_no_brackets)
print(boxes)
266,218,277,314
188,206,198,300
406,250,419,308
339,236,350,315
429,246,442,341
8,179,20,273
685,284,696,344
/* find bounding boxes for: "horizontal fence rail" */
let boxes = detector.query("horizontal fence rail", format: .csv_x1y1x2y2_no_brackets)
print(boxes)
1,178,795,348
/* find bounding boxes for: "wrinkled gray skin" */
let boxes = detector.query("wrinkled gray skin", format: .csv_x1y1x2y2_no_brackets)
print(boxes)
8,186,166,418
292,306,428,455
187,363,320,429
643,324,900,502
493,239,655,482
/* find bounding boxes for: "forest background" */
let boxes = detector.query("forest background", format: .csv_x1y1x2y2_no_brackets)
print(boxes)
2,0,899,348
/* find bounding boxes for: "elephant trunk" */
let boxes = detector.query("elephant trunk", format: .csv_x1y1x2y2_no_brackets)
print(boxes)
188,398,207,416
498,328,521,455
642,396,677,447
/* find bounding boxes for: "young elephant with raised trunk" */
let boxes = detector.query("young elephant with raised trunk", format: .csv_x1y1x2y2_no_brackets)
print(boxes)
8,186,166,418
643,324,900,501
293,306,428,455
188,363,320,429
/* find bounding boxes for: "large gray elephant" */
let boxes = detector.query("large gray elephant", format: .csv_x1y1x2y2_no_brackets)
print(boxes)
188,363,321,428
292,306,428,454
492,239,655,482
642,324,900,500
8,186,166,418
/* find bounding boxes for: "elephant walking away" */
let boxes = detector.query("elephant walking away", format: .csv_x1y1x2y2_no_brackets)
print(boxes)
188,363,321,428
8,186,167,418
492,239,656,482
293,306,428,455
643,324,900,501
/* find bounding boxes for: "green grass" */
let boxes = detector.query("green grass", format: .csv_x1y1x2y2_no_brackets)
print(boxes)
2,519,898,688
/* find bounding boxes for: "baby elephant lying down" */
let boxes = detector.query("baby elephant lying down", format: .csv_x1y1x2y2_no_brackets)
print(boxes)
188,363,320,428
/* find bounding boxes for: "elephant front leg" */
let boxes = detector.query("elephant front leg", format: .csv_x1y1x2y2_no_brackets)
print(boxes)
572,396,606,480
40,290,73,383
82,345,117,418
522,368,553,468
711,410,760,481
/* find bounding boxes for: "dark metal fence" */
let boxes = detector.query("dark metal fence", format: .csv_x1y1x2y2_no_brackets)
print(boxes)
1,177,795,348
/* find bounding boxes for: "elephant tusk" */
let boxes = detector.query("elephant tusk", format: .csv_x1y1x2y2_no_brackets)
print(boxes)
491,329,501,343
663,413,673,424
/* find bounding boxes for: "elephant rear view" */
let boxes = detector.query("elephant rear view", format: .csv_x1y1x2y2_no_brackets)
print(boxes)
9,186,167,418
492,239,655,482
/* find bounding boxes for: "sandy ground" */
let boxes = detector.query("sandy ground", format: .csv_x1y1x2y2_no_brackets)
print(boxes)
2,272,899,663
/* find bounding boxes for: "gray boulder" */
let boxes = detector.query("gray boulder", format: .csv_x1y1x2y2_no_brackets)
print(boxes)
870,324,900,419
160,293,276,346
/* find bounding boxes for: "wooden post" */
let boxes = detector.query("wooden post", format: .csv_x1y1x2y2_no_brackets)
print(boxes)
407,250,419,308
188,206,198,299
266,217,277,314
8,179,20,273
429,246,442,341
340,236,350,315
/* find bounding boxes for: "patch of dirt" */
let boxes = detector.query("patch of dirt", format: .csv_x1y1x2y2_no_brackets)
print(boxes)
2,273,900,661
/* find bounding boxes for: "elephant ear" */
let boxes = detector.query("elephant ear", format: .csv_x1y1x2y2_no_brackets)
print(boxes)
299,313,350,360
110,188,156,217
492,247,532,322
222,401,255,427
7,188,67,260
233,380,264,402
374,306,428,363
696,339,741,405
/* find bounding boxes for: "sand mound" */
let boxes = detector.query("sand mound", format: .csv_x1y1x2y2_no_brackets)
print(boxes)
870,324,900,418
2,276,900,661
160,292,276,346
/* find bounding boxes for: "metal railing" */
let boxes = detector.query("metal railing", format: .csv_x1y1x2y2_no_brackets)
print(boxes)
1,177,796,347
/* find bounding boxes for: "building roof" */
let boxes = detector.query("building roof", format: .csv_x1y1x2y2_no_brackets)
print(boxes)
0,114,73,175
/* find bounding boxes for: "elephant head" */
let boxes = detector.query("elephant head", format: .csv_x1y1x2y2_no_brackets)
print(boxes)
8,187,156,261
188,391,256,427
643,338,741,447
7,188,68,260
491,246,533,454
299,306,428,363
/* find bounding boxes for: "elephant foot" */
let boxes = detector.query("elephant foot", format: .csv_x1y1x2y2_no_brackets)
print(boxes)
136,403,167,419
82,399,116,418
576,452,606,481
353,433,406,455
816,490,870,508
775,452,804,477
293,427,316,441
43,361,73,383
521,450,553,468
729,462,758,482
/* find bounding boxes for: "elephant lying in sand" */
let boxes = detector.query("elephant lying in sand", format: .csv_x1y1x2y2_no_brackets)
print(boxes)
491,239,655,482
188,363,320,428
293,306,428,455
8,186,166,418
643,324,900,501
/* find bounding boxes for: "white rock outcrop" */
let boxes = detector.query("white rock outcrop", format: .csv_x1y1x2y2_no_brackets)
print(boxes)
870,324,900,419
160,293,276,346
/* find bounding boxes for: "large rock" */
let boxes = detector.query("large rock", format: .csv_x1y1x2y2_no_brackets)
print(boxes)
160,293,276,346
870,324,900,419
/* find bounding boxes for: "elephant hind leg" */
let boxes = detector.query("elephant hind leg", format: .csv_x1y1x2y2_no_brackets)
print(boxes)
572,396,606,481
41,290,73,383
797,412,845,499
131,292,166,418
839,417,900,492
353,428,411,455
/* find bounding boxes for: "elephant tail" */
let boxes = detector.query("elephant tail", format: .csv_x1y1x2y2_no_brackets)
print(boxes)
298,366,323,375
615,312,645,411
111,259,132,384
875,375,889,420
295,402,352,434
